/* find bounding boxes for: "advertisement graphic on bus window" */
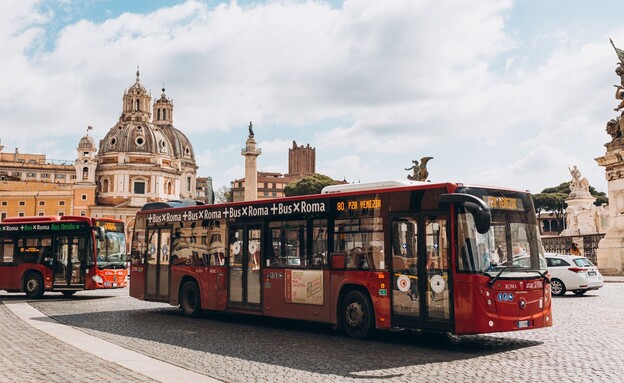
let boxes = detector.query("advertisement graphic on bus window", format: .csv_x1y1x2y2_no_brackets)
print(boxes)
285,270,323,305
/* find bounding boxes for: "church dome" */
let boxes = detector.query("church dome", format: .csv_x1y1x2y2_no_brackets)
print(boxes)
98,122,176,156
159,125,195,161
78,134,96,150
97,72,194,162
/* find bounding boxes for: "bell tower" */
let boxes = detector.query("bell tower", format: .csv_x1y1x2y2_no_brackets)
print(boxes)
74,128,97,184
153,85,174,126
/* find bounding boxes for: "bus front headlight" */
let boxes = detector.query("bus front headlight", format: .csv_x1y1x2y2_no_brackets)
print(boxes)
92,275,103,284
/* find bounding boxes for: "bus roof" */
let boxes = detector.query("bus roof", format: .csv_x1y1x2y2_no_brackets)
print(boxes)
141,199,205,211
321,180,429,194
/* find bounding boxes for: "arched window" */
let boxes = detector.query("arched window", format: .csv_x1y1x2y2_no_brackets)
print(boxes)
167,180,173,195
136,99,140,111
551,220,559,232
163,109,167,120
157,108,161,120
82,167,89,180
102,178,109,193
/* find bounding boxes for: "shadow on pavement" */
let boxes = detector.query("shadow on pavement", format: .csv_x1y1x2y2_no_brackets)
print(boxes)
26,301,542,379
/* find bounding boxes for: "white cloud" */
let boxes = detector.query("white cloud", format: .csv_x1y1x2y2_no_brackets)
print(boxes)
0,0,619,194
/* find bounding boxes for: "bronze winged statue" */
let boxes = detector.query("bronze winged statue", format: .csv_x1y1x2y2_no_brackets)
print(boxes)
406,156,433,181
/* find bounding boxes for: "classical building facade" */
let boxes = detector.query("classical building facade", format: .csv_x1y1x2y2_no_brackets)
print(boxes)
1,71,207,248
90,71,199,235
0,144,87,220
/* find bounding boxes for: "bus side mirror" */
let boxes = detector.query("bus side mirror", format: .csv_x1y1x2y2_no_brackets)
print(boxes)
439,193,492,234
94,226,106,241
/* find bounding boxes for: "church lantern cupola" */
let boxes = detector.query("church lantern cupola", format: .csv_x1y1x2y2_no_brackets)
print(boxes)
121,68,152,123
153,85,174,126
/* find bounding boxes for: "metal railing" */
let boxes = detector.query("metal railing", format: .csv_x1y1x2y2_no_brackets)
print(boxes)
541,234,604,265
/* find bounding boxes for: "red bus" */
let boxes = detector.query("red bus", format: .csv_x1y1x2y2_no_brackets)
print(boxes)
129,181,552,339
0,215,128,298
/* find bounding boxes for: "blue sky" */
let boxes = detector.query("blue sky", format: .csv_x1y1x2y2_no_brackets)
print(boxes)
1,0,623,194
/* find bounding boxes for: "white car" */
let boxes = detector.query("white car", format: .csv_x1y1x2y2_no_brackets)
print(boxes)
545,253,603,296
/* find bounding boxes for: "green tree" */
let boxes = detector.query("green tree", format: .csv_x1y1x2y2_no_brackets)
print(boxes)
283,174,339,196
214,183,233,203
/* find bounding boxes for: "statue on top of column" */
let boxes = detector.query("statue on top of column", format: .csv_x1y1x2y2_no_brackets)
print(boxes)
248,121,255,138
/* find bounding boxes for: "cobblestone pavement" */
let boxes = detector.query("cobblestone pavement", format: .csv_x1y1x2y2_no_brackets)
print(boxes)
0,302,155,383
2,283,623,383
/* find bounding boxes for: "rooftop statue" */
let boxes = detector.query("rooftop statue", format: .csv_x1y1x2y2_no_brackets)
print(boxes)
406,156,433,182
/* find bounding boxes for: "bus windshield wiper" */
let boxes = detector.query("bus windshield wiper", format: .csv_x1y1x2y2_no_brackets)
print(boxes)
488,266,514,287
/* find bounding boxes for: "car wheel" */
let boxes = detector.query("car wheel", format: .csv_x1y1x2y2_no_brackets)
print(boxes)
550,278,566,296
573,290,587,296
342,290,374,339
180,281,201,317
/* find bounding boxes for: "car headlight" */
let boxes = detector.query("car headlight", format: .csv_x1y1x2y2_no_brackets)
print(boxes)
92,275,103,283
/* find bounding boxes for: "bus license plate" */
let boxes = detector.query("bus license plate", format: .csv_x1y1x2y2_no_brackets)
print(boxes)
518,320,529,328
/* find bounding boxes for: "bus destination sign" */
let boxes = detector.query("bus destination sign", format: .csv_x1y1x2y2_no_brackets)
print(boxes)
0,222,88,232
336,198,381,212
484,196,524,211
96,221,124,232
146,200,328,225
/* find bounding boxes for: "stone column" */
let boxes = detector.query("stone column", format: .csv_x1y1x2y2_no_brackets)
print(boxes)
241,126,261,201
596,150,624,272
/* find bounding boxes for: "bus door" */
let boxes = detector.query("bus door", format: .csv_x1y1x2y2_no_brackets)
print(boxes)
53,235,86,287
228,223,262,309
145,227,171,301
391,215,452,331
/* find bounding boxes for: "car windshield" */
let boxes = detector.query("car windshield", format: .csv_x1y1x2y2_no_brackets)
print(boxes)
96,231,127,269
456,203,546,274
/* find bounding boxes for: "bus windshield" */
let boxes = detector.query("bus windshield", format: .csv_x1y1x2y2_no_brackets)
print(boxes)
96,231,126,269
456,189,546,274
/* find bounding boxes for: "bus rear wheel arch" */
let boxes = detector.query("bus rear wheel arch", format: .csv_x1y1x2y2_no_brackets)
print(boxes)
341,289,375,339
180,280,201,317
24,272,45,299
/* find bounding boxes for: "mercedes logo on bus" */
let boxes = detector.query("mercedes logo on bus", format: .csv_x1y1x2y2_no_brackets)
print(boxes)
519,298,527,310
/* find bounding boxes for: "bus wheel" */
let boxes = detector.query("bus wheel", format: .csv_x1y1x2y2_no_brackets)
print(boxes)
342,290,374,339
180,281,201,317
24,273,44,299
62,291,76,297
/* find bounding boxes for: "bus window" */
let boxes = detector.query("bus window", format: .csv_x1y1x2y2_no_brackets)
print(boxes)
1,239,14,263
285,221,306,267
269,225,285,267
335,218,385,271
268,221,307,268
311,219,327,268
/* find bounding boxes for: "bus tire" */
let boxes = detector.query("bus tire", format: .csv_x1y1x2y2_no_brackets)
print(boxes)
24,272,45,299
180,281,201,317
342,290,374,339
